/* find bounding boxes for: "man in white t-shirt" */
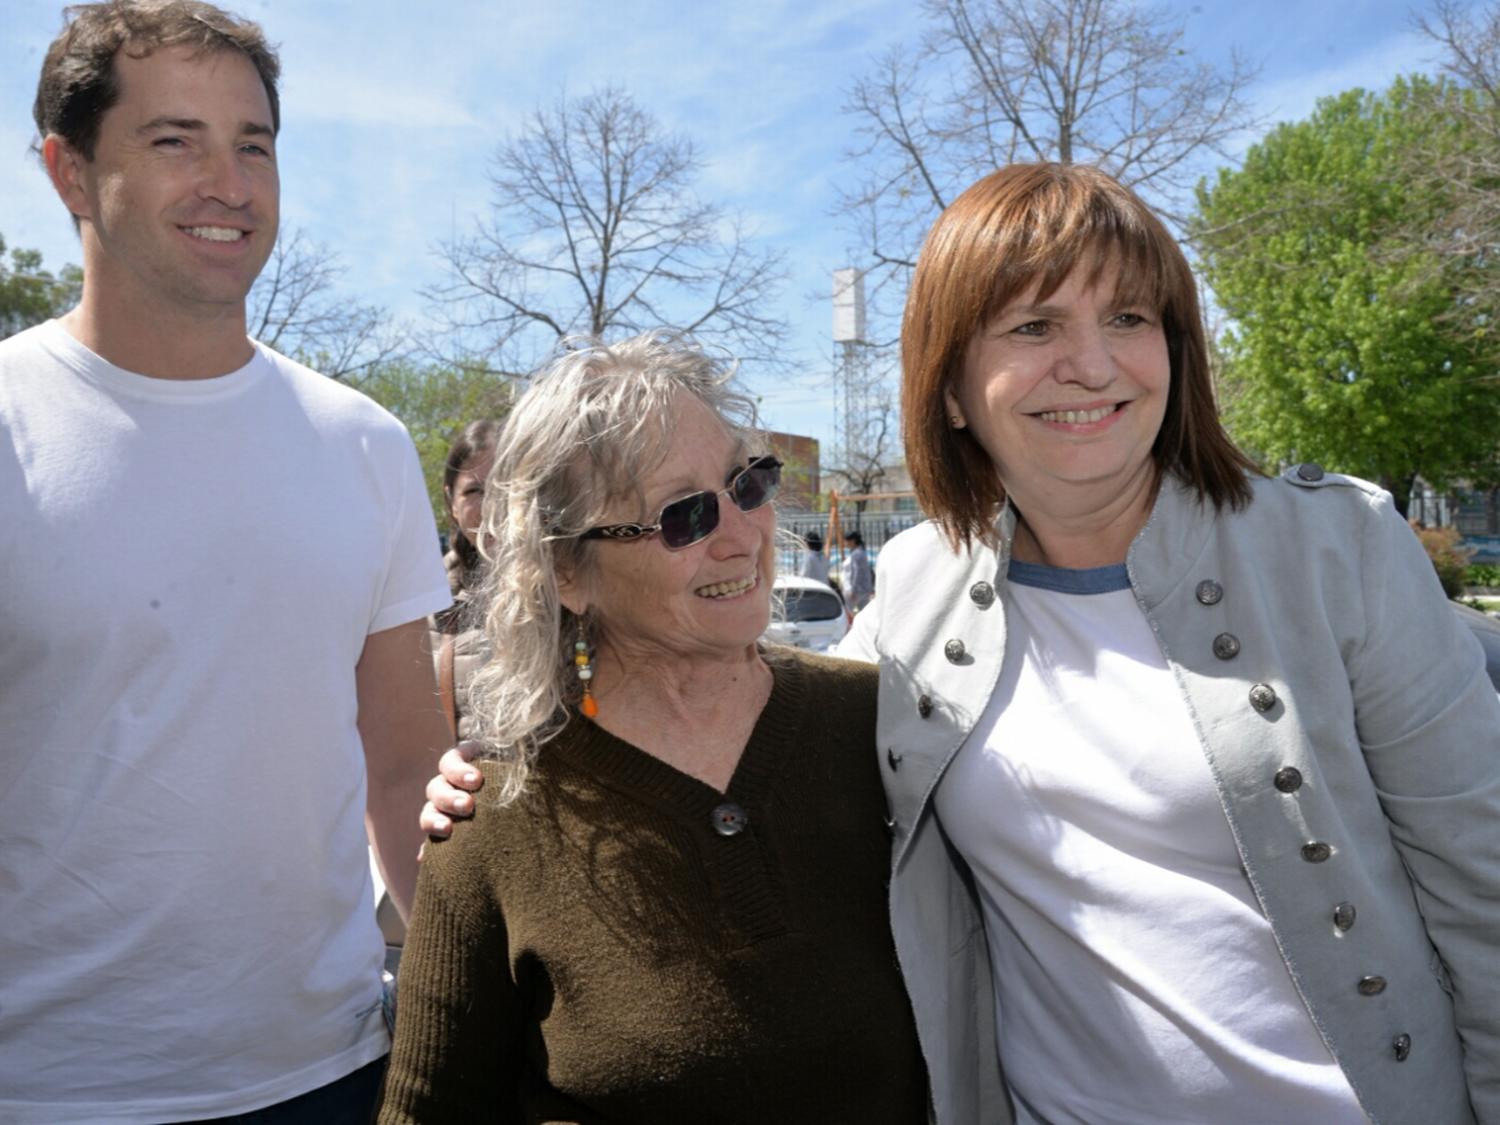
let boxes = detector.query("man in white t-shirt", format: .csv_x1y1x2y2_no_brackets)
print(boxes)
0,4,452,1123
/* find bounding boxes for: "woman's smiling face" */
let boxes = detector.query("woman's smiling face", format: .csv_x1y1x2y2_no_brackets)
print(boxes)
945,258,1170,517
562,395,776,666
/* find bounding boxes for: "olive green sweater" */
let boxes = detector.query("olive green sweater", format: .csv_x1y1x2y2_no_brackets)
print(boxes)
378,648,928,1125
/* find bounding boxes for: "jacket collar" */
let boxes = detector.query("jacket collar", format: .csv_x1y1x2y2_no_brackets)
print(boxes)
1125,475,1219,610
994,475,1215,606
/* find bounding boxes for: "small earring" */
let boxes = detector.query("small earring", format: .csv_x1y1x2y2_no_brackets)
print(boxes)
949,415,963,428
574,619,598,718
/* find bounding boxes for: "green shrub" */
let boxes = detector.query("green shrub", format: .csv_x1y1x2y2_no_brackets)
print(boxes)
1467,563,1500,589
1410,522,1473,599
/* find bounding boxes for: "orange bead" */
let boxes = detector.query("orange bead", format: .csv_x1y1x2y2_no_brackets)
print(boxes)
581,696,599,718
575,654,589,666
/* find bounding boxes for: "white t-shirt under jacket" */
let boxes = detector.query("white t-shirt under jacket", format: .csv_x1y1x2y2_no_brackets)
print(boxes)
934,559,1368,1125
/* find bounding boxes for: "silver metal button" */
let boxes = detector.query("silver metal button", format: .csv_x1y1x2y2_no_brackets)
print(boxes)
887,747,902,772
711,802,748,837
1334,902,1356,931
969,581,995,607
1274,767,1303,793
1297,462,1326,482
1302,842,1332,863
1213,633,1241,660
1196,579,1224,605
1249,683,1278,712
1358,975,1388,996
917,694,933,718
1394,1034,1411,1061
944,638,966,663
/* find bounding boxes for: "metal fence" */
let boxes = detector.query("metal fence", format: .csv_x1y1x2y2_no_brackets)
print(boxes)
1452,490,1500,537
775,507,929,577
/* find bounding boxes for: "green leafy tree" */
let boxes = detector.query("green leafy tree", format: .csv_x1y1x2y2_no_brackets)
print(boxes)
357,361,515,520
1193,78,1500,516
1,235,82,339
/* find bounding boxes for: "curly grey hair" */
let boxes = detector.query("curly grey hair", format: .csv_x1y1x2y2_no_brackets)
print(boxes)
465,330,766,805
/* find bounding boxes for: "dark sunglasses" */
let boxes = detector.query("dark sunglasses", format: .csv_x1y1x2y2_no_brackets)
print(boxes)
581,455,782,550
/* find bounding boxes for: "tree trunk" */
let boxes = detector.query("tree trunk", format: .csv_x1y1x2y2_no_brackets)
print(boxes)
1394,472,1421,521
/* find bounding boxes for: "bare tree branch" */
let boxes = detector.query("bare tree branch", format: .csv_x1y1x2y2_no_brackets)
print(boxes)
838,0,1263,324
1389,1,1500,359
425,86,791,376
248,228,407,382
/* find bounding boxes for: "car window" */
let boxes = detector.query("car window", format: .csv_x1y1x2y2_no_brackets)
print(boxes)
776,588,845,623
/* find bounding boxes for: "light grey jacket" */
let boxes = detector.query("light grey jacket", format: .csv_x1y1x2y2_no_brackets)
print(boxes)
840,468,1500,1125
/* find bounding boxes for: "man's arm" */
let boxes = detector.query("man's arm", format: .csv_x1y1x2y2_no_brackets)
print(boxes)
357,617,452,922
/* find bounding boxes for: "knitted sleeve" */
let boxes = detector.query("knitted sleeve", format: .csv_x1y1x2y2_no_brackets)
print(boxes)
376,824,522,1125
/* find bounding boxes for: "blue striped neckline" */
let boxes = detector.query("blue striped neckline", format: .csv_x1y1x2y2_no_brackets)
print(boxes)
1007,559,1131,595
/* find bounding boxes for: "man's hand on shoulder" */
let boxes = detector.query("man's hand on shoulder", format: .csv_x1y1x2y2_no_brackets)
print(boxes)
421,742,485,839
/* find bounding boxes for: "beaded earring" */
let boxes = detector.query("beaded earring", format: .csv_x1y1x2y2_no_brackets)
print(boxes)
575,619,598,718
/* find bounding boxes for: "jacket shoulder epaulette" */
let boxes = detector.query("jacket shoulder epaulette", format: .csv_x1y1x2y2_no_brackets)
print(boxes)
1278,463,1382,497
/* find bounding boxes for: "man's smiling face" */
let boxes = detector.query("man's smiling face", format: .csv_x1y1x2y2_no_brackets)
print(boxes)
62,44,279,320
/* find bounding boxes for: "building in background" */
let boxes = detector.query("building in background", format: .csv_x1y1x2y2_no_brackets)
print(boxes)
765,430,820,510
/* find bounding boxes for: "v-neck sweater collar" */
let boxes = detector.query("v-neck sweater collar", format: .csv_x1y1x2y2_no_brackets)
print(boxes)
544,650,807,814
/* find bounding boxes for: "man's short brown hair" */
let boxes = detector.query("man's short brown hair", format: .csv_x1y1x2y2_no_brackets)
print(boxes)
34,0,280,161
901,162,1259,549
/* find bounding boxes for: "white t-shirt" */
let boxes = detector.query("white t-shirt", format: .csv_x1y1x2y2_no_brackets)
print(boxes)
934,560,1368,1125
0,323,451,1124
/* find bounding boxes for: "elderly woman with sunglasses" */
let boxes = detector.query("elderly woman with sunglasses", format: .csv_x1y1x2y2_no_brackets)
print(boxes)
377,332,927,1125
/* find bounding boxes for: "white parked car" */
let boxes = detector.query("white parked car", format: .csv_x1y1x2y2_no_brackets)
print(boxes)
763,575,850,653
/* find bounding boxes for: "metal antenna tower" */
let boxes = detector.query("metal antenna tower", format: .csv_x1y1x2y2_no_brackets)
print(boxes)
831,267,867,489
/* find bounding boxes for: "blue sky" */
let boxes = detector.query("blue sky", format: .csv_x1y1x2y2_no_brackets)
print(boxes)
1,0,1437,444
